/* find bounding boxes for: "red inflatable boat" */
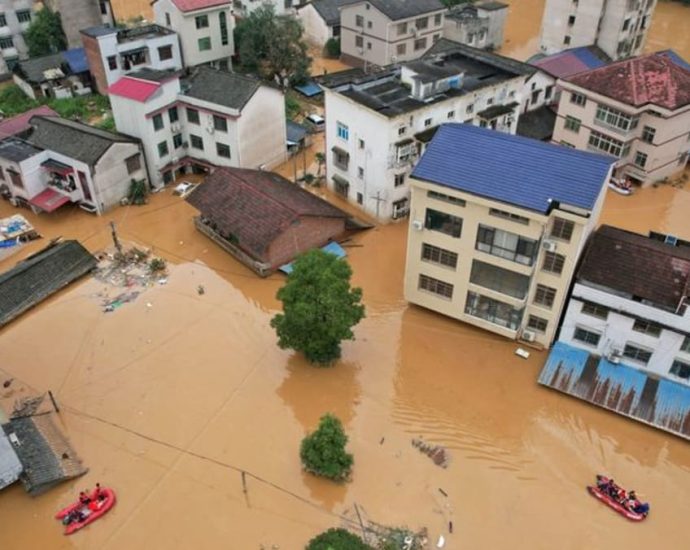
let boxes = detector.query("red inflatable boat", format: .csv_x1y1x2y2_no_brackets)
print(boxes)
55,487,116,535
587,476,648,522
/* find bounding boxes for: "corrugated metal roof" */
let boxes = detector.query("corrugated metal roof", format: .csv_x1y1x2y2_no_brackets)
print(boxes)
531,46,610,79
62,48,89,74
411,123,615,214
108,76,161,102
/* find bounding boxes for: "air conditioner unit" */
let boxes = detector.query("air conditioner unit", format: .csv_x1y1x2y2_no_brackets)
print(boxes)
171,122,181,132
412,27,419,36
412,220,423,231
521,330,537,343
171,156,179,163
608,354,621,364
206,125,215,134
542,240,558,252
182,141,189,148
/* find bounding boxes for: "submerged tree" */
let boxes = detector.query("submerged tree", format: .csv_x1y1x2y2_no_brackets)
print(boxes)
270,249,365,364
306,528,372,550
24,7,67,57
300,414,353,481
235,4,311,89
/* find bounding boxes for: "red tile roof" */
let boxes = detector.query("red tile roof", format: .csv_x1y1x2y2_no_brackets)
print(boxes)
187,168,348,260
108,77,161,102
567,51,690,110
0,106,58,139
170,0,231,12
29,188,71,212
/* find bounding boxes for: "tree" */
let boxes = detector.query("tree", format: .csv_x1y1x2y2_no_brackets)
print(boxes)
235,4,311,89
24,7,67,57
324,38,341,59
306,528,372,550
314,152,325,178
300,414,353,481
271,249,365,364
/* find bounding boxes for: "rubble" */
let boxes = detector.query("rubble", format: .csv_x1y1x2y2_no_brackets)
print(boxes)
411,438,450,468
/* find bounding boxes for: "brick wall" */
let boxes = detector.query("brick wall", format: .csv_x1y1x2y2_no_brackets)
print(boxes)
81,33,107,94
267,216,346,268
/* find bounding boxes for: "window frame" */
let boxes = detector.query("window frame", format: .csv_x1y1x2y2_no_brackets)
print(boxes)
187,108,200,124
419,273,454,299
581,301,609,320
573,327,601,347
425,208,463,238
198,37,212,51
421,243,458,269
195,14,209,29
158,45,173,61
622,343,653,365
550,217,574,242
534,284,557,308
125,154,141,174
190,134,204,150
216,142,231,158
542,251,566,275
213,115,228,132
527,315,548,333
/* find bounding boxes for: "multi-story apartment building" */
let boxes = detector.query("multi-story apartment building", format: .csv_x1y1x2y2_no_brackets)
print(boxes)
234,0,296,17
81,24,182,94
0,0,35,77
153,0,233,70
108,67,286,187
553,51,690,186
319,39,533,221
442,2,508,51
539,0,656,61
404,123,615,347
340,0,447,67
44,0,113,48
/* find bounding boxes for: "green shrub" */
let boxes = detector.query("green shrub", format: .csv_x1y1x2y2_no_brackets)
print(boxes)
0,85,40,116
149,257,166,273
306,528,372,550
285,93,301,120
324,38,341,58
300,414,353,481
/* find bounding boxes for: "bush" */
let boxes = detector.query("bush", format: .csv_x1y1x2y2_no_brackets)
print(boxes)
285,93,301,120
306,528,372,550
300,414,353,481
0,85,40,116
149,257,166,273
324,38,341,59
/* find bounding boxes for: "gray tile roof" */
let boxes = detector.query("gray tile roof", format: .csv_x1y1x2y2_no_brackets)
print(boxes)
0,138,43,162
182,67,261,111
127,68,180,82
424,38,536,76
80,24,118,38
309,0,359,25
353,0,445,20
0,240,97,327
26,116,137,166
14,52,67,84
286,120,308,143
516,106,556,141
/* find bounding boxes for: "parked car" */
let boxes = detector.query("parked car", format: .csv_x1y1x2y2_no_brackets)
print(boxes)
304,113,325,133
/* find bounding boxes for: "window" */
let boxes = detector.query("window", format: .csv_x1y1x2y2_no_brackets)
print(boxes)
428,190,465,207
152,114,164,131
190,134,203,150
173,134,183,149
564,116,581,133
394,173,405,187
0,166,3,180
219,11,228,46
355,15,364,27
416,17,429,30
634,151,648,168
681,336,690,353
107,55,117,70
534,285,557,308
551,217,574,241
157,141,169,157
187,108,200,124
196,15,209,29
574,327,601,346
0,13,6,27
447,111,455,119
198,37,211,51
367,21,372,29
425,208,462,238
670,359,690,380
435,13,443,26
564,35,571,45
488,208,529,225
623,343,652,365
588,130,630,158
528,315,548,333
165,12,171,26
568,15,576,26
216,143,231,158
542,252,565,274
357,166,364,178
486,97,494,106
158,45,173,61
8,169,23,189
168,106,179,123
476,225,538,266
632,319,661,337
100,1,109,15
419,274,453,299
398,22,407,35
357,192,363,205
424,118,432,128
4,56,18,70
414,38,427,51
355,35,363,48
581,301,609,320
397,43,406,56
641,126,655,144
545,85,554,99
470,260,530,299
125,154,141,174
595,104,639,132
466,104,474,114
333,175,348,196
367,42,372,50
622,18,630,31
422,243,458,269
358,139,365,149
213,115,228,132
397,126,406,136
465,292,524,330
0,37,14,49
16,10,31,23
570,92,586,106
332,148,349,170
336,121,349,140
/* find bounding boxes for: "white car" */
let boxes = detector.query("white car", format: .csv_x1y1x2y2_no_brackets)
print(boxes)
304,113,325,133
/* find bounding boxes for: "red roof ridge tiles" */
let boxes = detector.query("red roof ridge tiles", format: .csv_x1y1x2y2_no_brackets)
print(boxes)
168,0,231,13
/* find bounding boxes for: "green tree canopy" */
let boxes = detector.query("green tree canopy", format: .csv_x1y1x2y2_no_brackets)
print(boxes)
24,7,67,57
235,4,311,89
306,528,372,550
270,249,365,365
442,0,475,7
300,414,354,481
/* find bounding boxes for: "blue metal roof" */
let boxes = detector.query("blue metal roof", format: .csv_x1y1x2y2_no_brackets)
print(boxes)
662,49,690,71
286,120,308,144
62,48,89,74
569,46,609,69
412,124,615,214
294,81,323,97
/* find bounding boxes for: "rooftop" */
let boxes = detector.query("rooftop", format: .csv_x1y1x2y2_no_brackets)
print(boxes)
530,46,611,79
14,48,89,83
0,138,44,163
566,51,690,110
187,168,348,259
182,67,261,111
577,225,690,312
411,123,614,214
0,106,57,139
81,23,175,41
345,0,445,20
26,116,137,166
446,2,507,22
108,76,162,102
306,0,359,25
516,105,557,141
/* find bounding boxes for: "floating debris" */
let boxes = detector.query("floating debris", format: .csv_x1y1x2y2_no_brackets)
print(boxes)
412,438,449,468
103,291,140,313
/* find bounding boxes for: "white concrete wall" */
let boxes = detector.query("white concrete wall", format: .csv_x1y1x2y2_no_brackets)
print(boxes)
522,71,557,113
93,142,147,211
297,3,331,47
0,151,46,200
0,0,33,76
236,85,287,169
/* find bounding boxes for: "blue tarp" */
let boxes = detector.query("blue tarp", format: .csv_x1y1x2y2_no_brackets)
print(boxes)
279,241,346,274
294,81,322,97
62,48,89,74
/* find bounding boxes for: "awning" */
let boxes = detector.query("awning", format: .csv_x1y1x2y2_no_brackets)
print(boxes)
414,126,440,143
294,81,323,97
331,146,349,159
279,242,346,274
477,102,519,120
332,174,349,187
395,137,414,147
121,46,148,56
41,159,73,176
30,188,70,212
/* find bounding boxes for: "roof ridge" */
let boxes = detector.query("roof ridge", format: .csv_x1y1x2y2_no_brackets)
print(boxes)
223,169,302,218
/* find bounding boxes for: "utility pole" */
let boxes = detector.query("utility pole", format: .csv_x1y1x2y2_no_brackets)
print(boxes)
370,191,386,219
109,221,123,256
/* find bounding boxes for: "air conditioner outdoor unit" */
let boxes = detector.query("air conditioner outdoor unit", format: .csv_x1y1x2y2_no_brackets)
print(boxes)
542,240,558,252
206,125,215,134
608,354,621,364
412,220,423,231
521,330,536,343
171,122,181,132
171,156,179,163
182,142,189,148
